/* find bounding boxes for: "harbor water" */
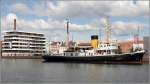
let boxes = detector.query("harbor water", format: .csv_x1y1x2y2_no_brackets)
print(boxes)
0,59,149,83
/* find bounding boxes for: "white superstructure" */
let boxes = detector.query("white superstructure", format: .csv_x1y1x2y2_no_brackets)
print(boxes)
96,43,119,55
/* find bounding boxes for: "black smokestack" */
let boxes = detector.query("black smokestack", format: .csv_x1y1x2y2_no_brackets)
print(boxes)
14,19,16,31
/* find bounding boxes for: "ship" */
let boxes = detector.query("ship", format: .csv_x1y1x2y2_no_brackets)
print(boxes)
42,51,145,63
42,17,145,64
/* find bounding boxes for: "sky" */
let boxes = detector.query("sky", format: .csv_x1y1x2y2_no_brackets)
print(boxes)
0,0,149,42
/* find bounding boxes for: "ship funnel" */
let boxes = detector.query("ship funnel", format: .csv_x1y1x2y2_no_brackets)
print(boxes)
14,19,16,31
91,35,99,49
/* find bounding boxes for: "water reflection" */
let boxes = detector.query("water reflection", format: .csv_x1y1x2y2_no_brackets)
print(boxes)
1,59,149,83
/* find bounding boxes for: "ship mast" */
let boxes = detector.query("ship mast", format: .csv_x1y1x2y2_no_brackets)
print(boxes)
133,25,140,44
137,25,140,48
104,16,111,44
137,25,140,45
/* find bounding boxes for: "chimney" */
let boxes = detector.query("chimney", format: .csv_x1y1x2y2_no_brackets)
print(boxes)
14,19,16,31
66,19,70,48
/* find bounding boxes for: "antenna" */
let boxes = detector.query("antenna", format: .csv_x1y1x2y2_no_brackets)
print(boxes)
133,25,140,45
99,27,101,43
137,25,141,48
138,25,140,41
72,34,74,42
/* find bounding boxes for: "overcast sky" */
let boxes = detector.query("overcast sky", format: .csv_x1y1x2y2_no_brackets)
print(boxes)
0,0,149,42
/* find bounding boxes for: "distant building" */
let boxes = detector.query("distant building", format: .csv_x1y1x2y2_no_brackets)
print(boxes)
50,42,61,54
50,41,67,55
50,41,76,55
2,31,45,56
118,40,143,53
144,36,150,57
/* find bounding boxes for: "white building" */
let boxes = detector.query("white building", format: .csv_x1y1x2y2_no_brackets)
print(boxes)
2,31,45,56
50,42,61,55
50,41,67,55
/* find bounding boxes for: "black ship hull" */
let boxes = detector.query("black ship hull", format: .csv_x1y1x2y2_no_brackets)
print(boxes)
42,52,145,63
